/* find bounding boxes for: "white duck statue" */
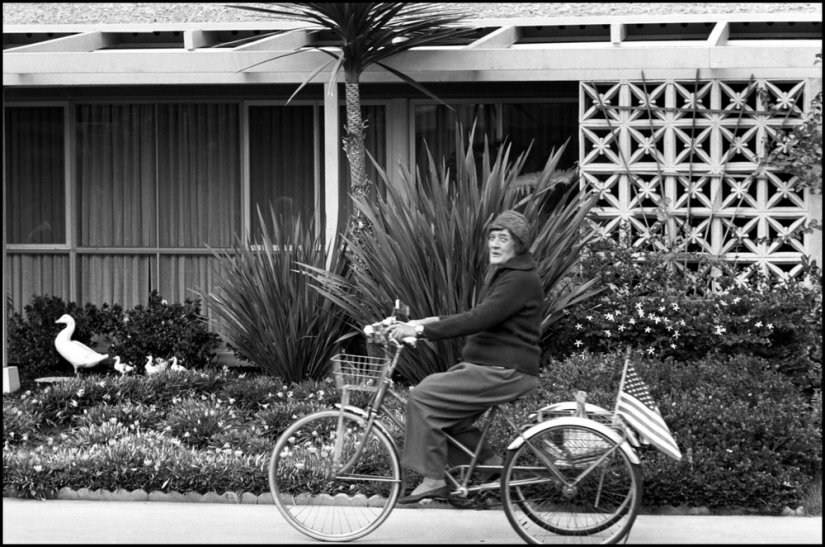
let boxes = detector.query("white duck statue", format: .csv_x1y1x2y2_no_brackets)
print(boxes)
54,314,109,375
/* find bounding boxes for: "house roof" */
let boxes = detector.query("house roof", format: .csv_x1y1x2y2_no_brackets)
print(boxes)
4,5,821,88
3,3,821,25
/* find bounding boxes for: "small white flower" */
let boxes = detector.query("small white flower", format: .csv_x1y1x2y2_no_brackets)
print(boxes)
671,303,680,311
606,313,614,321
586,315,593,321
658,306,665,312
574,340,583,347
618,325,626,331
670,344,676,349
715,325,726,335
755,321,763,327
629,318,636,325
732,297,741,304
767,323,774,329
34,465,43,472
575,323,583,330
604,330,612,337
647,348,655,355
645,327,652,333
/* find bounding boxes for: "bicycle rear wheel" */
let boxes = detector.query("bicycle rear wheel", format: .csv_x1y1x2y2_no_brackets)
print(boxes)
269,409,402,542
502,422,641,544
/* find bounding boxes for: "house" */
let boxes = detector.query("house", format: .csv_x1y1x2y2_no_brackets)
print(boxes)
3,10,822,372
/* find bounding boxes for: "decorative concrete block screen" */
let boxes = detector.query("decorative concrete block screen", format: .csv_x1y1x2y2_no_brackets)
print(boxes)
579,78,813,282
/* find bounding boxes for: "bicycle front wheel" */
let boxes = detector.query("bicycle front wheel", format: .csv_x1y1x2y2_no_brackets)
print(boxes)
502,422,641,544
269,409,402,542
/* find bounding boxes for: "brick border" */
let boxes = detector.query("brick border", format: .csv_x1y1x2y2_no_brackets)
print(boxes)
2,487,809,515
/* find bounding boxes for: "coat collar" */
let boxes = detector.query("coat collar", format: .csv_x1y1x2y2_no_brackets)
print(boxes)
495,251,536,272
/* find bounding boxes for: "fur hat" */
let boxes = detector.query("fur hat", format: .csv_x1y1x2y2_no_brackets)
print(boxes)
489,210,532,252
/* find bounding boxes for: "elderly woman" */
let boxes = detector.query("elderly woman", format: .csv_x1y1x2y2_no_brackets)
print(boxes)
386,210,543,504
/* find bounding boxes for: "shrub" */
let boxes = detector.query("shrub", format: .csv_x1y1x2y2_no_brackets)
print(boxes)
538,351,822,512
545,223,822,395
204,209,352,383
306,126,600,383
7,296,122,378
108,290,221,371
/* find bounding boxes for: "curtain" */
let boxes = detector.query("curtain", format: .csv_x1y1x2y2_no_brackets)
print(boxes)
5,254,71,312
157,104,241,248
4,106,66,244
78,254,154,310
248,105,316,238
76,104,157,247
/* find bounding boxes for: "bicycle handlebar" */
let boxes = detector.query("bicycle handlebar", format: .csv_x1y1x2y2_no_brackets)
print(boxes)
364,317,418,348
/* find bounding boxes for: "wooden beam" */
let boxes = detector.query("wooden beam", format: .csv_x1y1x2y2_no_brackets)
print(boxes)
4,31,117,53
234,29,316,51
708,22,730,47
4,43,820,81
467,26,521,49
611,23,627,45
184,30,220,50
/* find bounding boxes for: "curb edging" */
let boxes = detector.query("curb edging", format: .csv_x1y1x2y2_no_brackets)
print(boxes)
2,487,811,515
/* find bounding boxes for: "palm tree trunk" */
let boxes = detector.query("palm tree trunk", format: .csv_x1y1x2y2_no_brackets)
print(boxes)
343,82,370,200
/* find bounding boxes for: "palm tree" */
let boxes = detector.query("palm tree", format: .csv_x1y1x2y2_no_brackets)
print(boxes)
228,3,475,236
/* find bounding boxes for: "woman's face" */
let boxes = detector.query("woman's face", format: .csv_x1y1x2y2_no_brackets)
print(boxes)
488,229,517,265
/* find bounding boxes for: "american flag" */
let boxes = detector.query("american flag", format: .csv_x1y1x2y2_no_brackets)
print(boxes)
616,361,682,461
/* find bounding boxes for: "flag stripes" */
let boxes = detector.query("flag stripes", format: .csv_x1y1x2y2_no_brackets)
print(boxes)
617,392,681,461
616,361,682,461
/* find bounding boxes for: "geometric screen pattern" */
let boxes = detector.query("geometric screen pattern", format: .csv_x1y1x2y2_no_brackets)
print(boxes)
579,77,813,282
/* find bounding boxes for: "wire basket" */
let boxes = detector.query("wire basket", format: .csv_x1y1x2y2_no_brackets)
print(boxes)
330,354,390,392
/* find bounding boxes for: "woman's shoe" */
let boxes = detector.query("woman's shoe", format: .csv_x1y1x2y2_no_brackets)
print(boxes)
397,485,451,504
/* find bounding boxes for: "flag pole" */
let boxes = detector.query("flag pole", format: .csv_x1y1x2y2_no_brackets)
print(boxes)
612,346,633,426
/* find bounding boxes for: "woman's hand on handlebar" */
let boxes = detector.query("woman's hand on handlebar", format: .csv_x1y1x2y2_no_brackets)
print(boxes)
386,322,416,342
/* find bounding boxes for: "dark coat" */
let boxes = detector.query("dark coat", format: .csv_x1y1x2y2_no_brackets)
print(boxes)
421,251,544,376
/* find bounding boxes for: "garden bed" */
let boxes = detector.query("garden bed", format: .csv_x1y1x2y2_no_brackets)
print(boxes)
3,355,821,515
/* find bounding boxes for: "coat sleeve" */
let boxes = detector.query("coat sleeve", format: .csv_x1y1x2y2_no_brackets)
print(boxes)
423,270,533,341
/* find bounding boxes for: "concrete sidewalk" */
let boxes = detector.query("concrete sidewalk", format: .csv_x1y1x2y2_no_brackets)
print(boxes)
3,498,822,544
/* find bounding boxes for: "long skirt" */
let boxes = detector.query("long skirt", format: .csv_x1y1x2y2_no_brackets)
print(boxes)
401,362,538,479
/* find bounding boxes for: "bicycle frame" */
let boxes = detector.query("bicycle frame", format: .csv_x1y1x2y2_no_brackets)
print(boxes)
331,338,638,502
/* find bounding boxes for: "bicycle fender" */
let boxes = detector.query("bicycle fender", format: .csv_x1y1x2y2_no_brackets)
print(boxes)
507,416,641,465
332,404,401,455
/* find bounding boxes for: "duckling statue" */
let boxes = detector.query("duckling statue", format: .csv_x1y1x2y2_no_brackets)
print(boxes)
113,356,134,376
145,356,164,376
169,356,186,372
54,314,109,375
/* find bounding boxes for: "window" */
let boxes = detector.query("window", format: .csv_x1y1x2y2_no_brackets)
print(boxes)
5,106,66,244
413,100,578,182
